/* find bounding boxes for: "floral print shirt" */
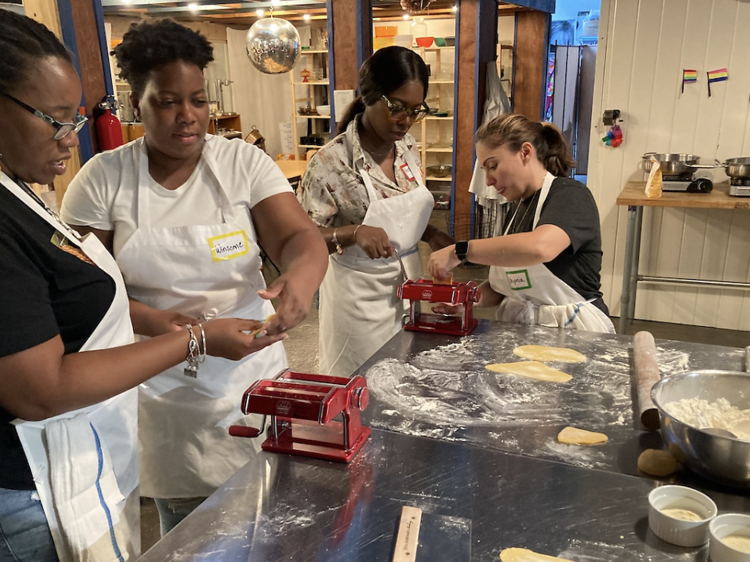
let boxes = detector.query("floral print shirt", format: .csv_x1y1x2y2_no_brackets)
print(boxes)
297,117,422,227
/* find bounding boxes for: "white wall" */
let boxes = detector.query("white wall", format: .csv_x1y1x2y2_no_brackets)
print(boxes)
588,0,750,331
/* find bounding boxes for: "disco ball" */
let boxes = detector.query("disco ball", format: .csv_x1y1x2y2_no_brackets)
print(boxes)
245,17,301,74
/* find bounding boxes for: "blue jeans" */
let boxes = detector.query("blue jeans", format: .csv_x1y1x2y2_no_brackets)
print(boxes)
153,497,206,537
0,487,57,562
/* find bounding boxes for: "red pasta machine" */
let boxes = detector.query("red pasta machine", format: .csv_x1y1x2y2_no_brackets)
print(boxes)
228,369,370,463
397,278,481,336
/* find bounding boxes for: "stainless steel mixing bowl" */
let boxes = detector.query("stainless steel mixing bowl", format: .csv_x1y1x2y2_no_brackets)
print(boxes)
651,371,750,488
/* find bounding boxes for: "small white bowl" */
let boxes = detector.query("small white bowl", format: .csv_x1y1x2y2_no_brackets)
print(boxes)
710,514,750,562
648,485,717,547
316,105,330,117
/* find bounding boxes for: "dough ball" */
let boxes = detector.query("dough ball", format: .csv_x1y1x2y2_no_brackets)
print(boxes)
637,448,678,477
513,345,586,363
485,361,572,383
500,547,574,562
557,426,608,445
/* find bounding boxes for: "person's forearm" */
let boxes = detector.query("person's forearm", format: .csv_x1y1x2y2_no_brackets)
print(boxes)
422,224,455,249
25,330,195,420
463,232,551,268
279,229,329,287
477,279,504,308
129,298,160,336
318,225,361,254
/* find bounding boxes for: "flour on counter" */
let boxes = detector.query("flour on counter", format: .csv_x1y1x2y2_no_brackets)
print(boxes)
664,398,750,441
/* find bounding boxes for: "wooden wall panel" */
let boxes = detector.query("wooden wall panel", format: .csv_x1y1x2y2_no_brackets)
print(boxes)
590,0,750,331
513,11,548,120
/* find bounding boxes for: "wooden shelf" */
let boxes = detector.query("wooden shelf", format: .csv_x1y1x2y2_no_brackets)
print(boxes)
425,146,453,153
296,115,330,119
292,81,330,85
430,80,454,84
426,116,453,121
298,143,326,148
425,176,452,182
300,49,328,54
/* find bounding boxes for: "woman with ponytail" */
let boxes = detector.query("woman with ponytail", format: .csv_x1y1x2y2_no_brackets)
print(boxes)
428,113,614,333
298,46,452,377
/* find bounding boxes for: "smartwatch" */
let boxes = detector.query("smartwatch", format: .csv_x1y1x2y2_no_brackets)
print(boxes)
454,240,469,262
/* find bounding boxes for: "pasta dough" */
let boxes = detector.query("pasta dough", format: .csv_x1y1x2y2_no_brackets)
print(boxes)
512,345,586,363
721,535,750,553
485,361,572,383
557,426,608,445
637,449,678,477
500,548,573,562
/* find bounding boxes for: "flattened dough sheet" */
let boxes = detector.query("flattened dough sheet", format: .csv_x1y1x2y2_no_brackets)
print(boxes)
485,361,572,383
557,426,608,445
500,548,574,562
513,345,586,363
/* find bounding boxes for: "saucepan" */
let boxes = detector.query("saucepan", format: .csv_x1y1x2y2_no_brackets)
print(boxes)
722,157,750,179
642,153,717,175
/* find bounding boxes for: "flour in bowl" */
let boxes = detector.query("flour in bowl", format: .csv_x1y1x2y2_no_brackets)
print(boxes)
665,398,750,441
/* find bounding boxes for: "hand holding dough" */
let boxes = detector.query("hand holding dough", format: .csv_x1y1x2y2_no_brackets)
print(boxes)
557,426,608,445
637,449,678,477
513,345,586,363
485,361,572,383
500,548,574,562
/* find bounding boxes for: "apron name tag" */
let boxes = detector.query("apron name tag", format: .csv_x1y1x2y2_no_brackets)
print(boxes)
208,230,250,262
506,269,532,291
400,163,415,182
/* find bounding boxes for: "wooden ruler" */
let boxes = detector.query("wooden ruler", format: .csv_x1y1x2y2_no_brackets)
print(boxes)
392,506,422,562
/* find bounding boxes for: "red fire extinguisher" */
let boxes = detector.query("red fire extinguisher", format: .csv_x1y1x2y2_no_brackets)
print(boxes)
95,98,123,151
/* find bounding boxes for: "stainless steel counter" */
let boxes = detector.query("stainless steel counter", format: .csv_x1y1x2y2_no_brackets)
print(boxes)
139,428,750,562
360,320,745,480
140,321,750,560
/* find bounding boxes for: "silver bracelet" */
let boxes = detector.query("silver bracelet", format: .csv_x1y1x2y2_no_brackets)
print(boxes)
184,324,200,378
331,228,343,255
198,322,207,364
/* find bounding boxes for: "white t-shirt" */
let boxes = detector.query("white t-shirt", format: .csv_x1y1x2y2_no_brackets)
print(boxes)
61,135,293,257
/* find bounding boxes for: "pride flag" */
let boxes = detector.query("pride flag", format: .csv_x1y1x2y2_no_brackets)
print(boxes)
681,69,698,93
707,68,728,96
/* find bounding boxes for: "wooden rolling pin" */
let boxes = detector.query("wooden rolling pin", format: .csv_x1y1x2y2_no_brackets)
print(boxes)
633,331,661,430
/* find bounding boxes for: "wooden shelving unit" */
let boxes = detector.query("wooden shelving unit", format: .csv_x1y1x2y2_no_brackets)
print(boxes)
412,45,455,209
289,50,330,159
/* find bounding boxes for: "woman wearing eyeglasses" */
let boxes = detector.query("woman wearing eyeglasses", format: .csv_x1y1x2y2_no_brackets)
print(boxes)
0,11,285,562
298,46,453,378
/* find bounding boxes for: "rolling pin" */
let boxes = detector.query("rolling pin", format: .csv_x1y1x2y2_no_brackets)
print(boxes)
633,331,661,430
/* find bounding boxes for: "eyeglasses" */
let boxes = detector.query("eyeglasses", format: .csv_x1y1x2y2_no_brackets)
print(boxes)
381,95,429,123
1,92,87,140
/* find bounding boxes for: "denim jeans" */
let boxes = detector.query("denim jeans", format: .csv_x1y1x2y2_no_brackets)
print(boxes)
0,487,57,562
153,497,207,537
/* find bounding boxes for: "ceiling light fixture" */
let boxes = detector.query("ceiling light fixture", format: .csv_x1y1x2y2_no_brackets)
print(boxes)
303,13,311,21
188,2,198,12
403,14,409,20
256,8,264,17
453,5,458,11
271,0,281,6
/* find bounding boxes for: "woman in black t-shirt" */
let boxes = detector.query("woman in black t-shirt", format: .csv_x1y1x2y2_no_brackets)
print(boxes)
428,114,614,333
0,12,289,562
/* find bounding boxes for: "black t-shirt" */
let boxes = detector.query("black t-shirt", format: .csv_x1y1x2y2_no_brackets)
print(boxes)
0,182,116,490
503,177,609,314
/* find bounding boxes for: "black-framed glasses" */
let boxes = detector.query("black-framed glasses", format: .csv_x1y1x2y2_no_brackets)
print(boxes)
1,92,87,140
381,95,429,123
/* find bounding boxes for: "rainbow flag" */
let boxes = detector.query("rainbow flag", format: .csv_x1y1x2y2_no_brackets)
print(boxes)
683,69,698,82
707,68,728,96
707,68,729,82
681,69,698,93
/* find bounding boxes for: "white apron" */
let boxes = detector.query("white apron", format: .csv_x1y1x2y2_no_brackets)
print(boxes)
319,150,434,377
4,176,140,562
488,172,615,333
114,140,286,499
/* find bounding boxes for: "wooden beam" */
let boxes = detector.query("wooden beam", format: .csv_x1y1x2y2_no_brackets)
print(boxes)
23,0,82,200
513,10,549,120
328,0,358,92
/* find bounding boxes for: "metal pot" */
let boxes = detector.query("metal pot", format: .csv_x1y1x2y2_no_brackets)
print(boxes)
642,152,701,175
723,157,750,179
